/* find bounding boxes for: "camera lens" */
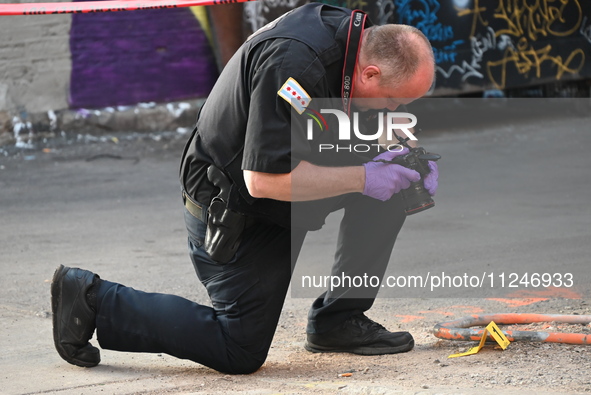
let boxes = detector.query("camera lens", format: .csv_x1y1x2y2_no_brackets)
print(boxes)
401,181,434,215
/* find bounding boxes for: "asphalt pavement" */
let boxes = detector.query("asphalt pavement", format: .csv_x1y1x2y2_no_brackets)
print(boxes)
1,98,590,394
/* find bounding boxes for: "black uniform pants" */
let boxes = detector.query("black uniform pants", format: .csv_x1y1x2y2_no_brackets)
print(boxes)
94,193,406,374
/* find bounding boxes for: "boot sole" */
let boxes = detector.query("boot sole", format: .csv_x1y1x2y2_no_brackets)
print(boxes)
51,265,100,368
304,339,414,355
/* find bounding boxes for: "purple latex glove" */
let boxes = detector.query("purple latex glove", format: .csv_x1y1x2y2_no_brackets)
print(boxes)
423,161,439,196
362,148,421,201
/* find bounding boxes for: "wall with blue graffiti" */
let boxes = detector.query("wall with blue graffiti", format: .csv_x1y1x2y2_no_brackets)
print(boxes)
1,0,589,121
246,0,591,95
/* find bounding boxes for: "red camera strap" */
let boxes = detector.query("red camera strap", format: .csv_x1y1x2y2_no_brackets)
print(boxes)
342,10,367,116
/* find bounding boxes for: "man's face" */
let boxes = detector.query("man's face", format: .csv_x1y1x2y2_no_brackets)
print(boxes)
352,60,434,111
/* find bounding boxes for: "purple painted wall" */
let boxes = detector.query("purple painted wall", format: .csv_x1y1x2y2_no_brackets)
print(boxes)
69,5,218,108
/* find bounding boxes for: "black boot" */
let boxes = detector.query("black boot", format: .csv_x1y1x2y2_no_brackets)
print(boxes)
51,265,101,367
305,313,414,355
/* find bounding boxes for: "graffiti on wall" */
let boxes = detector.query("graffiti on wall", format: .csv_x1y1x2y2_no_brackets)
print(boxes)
452,0,587,90
70,3,217,108
386,0,590,93
248,0,591,95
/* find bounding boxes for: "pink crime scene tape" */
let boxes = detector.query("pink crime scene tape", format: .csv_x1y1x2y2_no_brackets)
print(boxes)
0,0,255,15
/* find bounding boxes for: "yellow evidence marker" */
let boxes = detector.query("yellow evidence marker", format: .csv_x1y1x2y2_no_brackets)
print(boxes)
448,321,511,358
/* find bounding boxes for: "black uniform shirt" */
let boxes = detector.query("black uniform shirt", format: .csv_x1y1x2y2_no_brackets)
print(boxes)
180,4,369,228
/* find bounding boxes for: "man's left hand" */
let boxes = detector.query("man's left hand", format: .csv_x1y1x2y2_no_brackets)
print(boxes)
423,161,438,196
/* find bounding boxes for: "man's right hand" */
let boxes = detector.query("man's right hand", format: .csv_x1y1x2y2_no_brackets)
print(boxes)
362,148,421,201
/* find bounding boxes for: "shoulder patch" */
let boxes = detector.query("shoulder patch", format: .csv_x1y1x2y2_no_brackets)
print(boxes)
278,77,311,114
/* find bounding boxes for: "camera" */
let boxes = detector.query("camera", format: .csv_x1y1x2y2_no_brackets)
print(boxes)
380,133,441,215
391,146,440,214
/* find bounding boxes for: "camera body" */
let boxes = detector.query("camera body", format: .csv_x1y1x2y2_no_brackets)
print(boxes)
389,146,440,215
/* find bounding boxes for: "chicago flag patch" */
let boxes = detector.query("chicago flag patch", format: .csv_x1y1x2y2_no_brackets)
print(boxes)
278,77,311,114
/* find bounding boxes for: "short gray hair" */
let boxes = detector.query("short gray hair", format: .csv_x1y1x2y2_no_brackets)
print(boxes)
360,24,434,87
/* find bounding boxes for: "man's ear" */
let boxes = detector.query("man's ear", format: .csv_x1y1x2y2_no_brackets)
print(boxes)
360,65,381,83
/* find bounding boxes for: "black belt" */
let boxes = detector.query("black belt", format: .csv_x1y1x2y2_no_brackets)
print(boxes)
182,190,257,228
182,191,207,223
